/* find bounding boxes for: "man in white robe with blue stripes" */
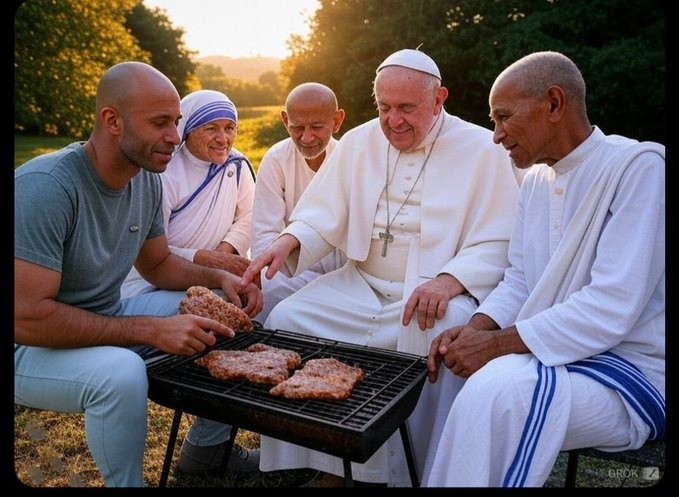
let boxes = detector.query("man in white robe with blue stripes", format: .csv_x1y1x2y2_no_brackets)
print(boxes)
423,51,665,487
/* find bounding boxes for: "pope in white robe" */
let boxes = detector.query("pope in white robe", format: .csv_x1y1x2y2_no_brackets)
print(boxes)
242,49,522,486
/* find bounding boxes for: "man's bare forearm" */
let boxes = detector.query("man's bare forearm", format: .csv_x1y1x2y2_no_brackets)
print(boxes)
15,298,159,349
141,252,231,291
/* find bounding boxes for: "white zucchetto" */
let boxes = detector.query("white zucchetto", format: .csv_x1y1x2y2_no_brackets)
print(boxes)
376,49,441,80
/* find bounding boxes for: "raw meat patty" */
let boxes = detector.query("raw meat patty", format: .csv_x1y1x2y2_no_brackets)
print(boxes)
179,286,253,332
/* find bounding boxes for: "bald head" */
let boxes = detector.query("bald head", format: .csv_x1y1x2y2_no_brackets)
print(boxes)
491,51,587,120
285,82,339,114
282,82,345,169
489,51,593,167
96,61,180,115
87,61,181,183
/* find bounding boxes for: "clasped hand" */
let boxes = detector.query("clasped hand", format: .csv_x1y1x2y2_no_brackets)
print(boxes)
427,325,500,381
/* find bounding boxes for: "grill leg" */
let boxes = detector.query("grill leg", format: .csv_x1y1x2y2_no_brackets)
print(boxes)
343,459,354,487
217,425,240,475
158,409,183,487
399,423,420,487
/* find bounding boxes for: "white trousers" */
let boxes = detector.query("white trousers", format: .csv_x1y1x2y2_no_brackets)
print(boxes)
423,353,650,487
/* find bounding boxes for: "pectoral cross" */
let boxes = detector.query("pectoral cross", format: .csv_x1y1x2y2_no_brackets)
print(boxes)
379,229,394,257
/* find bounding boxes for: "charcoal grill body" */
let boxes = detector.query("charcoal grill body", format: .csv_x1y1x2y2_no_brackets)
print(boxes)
146,327,428,487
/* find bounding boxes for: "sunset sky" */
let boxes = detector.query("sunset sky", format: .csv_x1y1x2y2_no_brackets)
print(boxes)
144,0,320,59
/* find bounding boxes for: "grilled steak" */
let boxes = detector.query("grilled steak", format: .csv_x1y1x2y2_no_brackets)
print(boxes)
179,286,253,332
195,344,301,385
269,357,365,400
245,343,302,369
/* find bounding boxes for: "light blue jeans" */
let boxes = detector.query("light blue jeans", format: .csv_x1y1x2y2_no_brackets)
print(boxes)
14,289,231,487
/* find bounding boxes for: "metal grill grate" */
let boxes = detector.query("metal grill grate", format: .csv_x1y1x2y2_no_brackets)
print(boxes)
147,327,428,462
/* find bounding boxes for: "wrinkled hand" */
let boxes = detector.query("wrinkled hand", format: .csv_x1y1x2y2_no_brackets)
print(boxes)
153,314,235,356
427,325,500,381
195,250,261,288
216,271,263,318
241,234,299,287
403,274,465,331
195,249,249,275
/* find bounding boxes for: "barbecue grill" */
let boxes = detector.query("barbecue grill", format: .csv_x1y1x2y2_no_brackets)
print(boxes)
146,325,428,487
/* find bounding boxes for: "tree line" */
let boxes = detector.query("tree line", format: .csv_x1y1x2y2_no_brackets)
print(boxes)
14,0,665,143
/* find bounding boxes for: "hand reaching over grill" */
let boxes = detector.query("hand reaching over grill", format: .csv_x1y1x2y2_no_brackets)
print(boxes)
179,286,254,332
193,249,262,289
241,234,300,287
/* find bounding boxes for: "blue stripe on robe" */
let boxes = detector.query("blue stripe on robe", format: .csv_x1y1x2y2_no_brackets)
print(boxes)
503,363,556,487
565,351,665,440
503,352,664,487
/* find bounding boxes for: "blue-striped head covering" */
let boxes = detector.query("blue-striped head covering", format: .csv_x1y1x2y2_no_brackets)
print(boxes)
178,89,238,142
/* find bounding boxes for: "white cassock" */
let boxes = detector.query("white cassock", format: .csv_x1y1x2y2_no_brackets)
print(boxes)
424,128,665,487
250,137,344,324
121,145,255,298
259,111,522,485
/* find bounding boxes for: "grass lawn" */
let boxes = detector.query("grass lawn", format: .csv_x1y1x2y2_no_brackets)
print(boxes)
14,404,315,488
14,135,76,169
14,403,663,488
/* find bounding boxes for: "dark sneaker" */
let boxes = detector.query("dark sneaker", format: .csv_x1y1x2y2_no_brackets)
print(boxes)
227,443,260,472
178,439,260,473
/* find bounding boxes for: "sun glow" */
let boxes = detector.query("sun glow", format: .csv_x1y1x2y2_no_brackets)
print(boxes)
144,0,319,59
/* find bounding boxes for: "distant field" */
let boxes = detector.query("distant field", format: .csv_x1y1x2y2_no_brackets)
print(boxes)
233,105,286,171
14,135,75,168
14,105,285,172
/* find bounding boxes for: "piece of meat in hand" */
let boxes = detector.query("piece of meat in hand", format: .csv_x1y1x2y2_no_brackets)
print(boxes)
178,286,253,332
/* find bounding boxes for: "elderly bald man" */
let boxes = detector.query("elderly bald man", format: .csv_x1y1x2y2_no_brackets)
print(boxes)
241,49,522,487
251,82,347,324
14,61,262,487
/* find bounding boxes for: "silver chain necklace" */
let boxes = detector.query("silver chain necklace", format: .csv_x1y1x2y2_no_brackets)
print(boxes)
379,113,445,257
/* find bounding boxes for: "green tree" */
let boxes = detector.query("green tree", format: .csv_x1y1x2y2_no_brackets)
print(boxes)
125,3,201,97
195,64,281,107
258,70,283,103
439,0,665,142
14,0,148,139
196,63,228,90
283,0,664,143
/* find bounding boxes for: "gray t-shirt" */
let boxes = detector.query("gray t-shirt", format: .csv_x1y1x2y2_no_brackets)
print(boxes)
15,143,165,316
